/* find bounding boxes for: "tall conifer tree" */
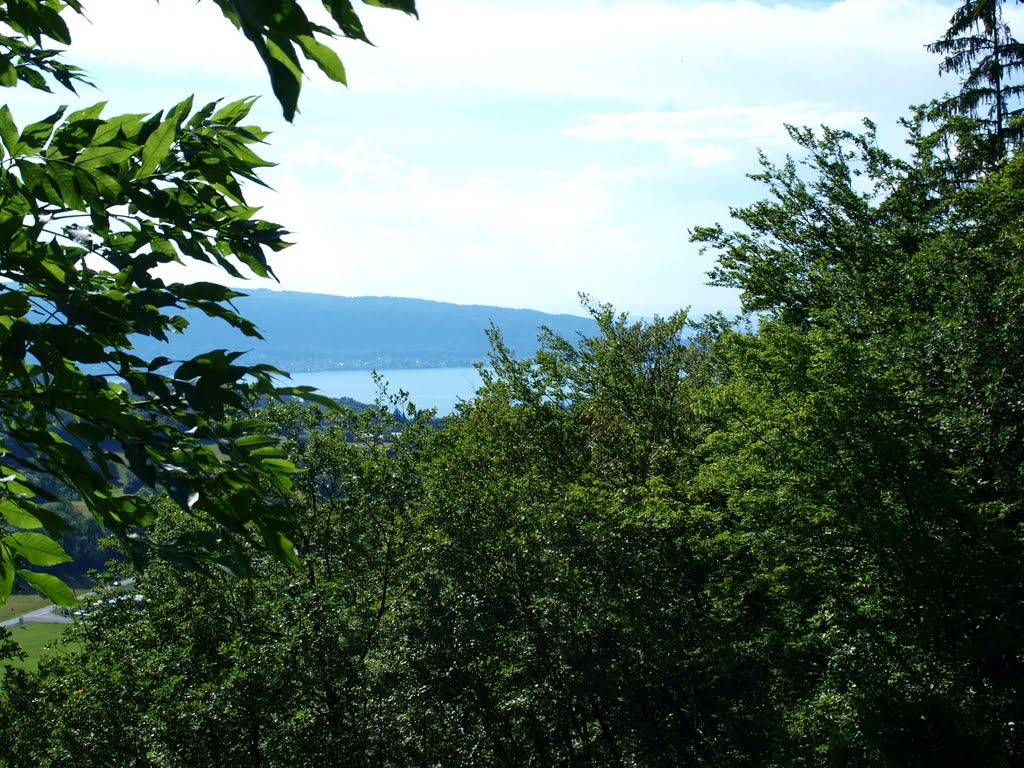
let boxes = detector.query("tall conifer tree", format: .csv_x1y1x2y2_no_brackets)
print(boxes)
928,0,1024,154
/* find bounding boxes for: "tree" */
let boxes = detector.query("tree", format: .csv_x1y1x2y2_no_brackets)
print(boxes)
0,400,433,768
927,0,1024,154
385,307,784,766
692,111,1024,763
0,0,417,605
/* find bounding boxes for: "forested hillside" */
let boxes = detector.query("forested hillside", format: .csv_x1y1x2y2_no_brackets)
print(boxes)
3,0,1024,765
126,292,600,370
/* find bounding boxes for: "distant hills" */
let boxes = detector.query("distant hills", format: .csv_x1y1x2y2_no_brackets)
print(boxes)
130,291,599,371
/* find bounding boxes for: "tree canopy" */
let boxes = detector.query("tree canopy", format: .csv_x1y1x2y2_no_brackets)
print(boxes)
2,2,1024,765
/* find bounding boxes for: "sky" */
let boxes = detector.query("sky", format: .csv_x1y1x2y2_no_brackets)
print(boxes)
6,0,1011,318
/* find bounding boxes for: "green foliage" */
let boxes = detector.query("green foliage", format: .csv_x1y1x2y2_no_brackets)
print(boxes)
209,0,417,121
0,0,417,602
7,119,1024,759
0,91,306,601
2,5,1023,765
691,113,1024,764
0,623,76,675
0,401,434,767
4,170,1024,759
0,0,417,122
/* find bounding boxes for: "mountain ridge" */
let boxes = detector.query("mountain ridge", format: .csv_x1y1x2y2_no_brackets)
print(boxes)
130,290,599,371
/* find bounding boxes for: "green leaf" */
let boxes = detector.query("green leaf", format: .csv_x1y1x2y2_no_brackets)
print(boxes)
0,56,17,87
39,6,72,45
40,256,66,282
52,164,84,209
362,0,418,17
212,97,255,125
175,349,247,382
63,101,107,126
13,106,67,154
360,0,415,17
257,524,300,569
19,66,51,93
264,40,303,122
296,35,347,84
83,167,122,199
17,570,77,607
166,94,194,127
8,532,72,566
0,545,14,604
0,499,43,530
277,385,342,411
74,144,139,169
0,291,30,318
234,434,280,448
260,458,297,473
137,111,177,178
324,0,371,43
0,105,19,154
212,556,247,578
89,113,145,148
172,281,245,303
18,505,69,537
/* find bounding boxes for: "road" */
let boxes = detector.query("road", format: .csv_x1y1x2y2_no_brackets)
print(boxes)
0,604,73,629
1,579,137,629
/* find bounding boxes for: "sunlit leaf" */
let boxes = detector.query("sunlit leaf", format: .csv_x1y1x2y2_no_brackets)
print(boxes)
296,34,347,84
0,544,14,604
137,110,177,178
18,570,76,606
8,532,72,566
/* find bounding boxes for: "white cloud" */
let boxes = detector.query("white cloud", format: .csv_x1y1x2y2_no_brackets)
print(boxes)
258,143,618,293
23,0,988,317
272,152,608,246
65,0,256,78
283,141,431,189
340,0,952,110
61,0,953,111
564,103,872,164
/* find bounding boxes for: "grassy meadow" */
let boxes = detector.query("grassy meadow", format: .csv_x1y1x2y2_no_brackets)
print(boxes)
2,594,52,620
2,623,79,674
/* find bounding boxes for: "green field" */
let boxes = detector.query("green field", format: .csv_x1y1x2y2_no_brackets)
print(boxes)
2,623,79,674
2,594,52,620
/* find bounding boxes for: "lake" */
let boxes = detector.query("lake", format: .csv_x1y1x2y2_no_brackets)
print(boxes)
285,367,484,415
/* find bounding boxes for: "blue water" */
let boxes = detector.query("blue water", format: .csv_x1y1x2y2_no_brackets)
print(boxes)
284,367,484,415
